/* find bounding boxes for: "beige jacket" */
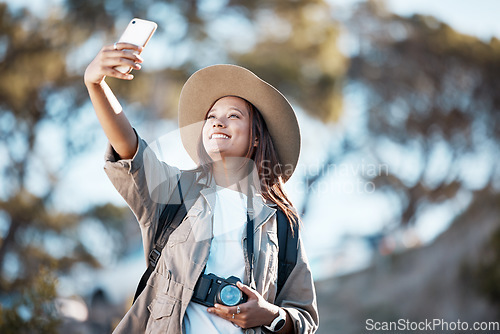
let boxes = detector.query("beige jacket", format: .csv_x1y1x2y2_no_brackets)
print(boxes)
104,135,319,334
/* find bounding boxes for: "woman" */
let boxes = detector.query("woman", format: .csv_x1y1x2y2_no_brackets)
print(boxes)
84,42,318,334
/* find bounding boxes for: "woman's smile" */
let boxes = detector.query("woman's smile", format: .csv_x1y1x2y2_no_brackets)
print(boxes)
210,132,231,139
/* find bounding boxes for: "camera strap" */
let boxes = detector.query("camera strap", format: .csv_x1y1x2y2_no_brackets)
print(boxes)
246,184,255,286
240,164,299,295
236,163,256,287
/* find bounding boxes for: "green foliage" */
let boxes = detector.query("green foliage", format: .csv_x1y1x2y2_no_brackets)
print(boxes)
0,2,131,326
230,0,347,122
0,266,61,334
475,227,500,306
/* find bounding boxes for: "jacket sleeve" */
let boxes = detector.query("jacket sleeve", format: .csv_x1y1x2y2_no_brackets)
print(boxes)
103,131,181,260
274,234,319,334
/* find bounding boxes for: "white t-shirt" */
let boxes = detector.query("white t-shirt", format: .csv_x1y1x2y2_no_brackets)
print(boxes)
183,185,247,334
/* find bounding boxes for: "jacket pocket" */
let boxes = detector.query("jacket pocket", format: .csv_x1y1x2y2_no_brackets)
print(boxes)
146,295,176,333
167,208,200,246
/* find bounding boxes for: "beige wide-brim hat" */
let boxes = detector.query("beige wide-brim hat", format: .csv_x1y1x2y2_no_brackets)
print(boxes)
178,64,300,182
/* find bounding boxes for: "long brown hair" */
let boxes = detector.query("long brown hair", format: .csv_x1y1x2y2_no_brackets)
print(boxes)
195,97,300,229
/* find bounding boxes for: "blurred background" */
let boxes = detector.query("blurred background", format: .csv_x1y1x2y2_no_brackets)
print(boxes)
0,0,499,333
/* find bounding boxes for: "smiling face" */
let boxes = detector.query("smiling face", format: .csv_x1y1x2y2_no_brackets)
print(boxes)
202,96,253,161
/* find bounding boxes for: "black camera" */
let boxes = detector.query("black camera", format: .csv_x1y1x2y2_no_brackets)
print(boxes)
192,273,247,307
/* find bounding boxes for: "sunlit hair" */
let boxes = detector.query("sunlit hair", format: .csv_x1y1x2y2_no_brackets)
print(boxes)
195,96,300,229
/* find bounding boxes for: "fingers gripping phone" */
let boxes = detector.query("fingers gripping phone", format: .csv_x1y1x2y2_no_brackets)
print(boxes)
114,18,157,74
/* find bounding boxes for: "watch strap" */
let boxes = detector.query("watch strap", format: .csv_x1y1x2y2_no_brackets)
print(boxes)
264,307,286,332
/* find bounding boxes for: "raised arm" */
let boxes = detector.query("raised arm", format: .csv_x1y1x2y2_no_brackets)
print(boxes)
84,43,144,159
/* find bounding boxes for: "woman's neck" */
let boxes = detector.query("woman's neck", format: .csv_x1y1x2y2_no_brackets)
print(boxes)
212,157,252,193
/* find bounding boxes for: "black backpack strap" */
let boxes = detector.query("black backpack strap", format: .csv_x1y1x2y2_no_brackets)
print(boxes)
246,187,255,286
276,209,299,297
133,171,202,303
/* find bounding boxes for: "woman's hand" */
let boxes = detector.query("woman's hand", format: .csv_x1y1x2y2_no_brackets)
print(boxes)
84,42,143,86
207,281,286,330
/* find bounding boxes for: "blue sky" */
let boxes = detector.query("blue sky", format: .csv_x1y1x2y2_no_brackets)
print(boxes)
331,0,500,41
385,0,500,41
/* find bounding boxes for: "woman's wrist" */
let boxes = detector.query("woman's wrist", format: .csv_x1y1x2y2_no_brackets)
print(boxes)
265,306,291,333
264,304,282,327
84,75,105,89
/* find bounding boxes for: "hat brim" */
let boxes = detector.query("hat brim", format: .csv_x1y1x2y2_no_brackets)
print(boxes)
178,64,300,182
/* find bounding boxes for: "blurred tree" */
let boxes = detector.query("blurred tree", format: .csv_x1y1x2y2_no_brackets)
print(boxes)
345,0,499,227
0,266,60,333
0,3,135,330
228,0,347,122
62,0,348,121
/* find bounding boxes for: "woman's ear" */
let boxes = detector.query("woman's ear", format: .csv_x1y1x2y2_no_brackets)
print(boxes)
253,137,259,147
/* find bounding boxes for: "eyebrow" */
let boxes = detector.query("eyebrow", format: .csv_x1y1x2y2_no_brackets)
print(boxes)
208,106,246,116
230,107,245,115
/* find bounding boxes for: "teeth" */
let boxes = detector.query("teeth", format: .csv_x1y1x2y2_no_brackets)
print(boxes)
212,134,230,139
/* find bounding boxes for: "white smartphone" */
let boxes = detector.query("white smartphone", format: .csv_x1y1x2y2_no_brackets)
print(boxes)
114,18,157,74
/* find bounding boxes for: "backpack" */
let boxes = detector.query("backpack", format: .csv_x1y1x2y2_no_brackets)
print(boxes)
133,171,299,303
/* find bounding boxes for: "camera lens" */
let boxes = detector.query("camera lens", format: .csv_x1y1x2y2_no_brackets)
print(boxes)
132,20,136,24
219,284,242,306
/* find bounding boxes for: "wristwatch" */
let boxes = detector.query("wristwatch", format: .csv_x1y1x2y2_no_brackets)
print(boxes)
264,307,286,332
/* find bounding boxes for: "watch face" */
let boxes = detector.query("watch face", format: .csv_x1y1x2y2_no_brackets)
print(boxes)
275,319,286,331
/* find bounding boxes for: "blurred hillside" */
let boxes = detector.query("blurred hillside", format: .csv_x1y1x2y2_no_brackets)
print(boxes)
316,187,500,333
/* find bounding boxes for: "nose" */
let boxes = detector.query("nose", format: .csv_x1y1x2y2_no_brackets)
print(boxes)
212,117,225,128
